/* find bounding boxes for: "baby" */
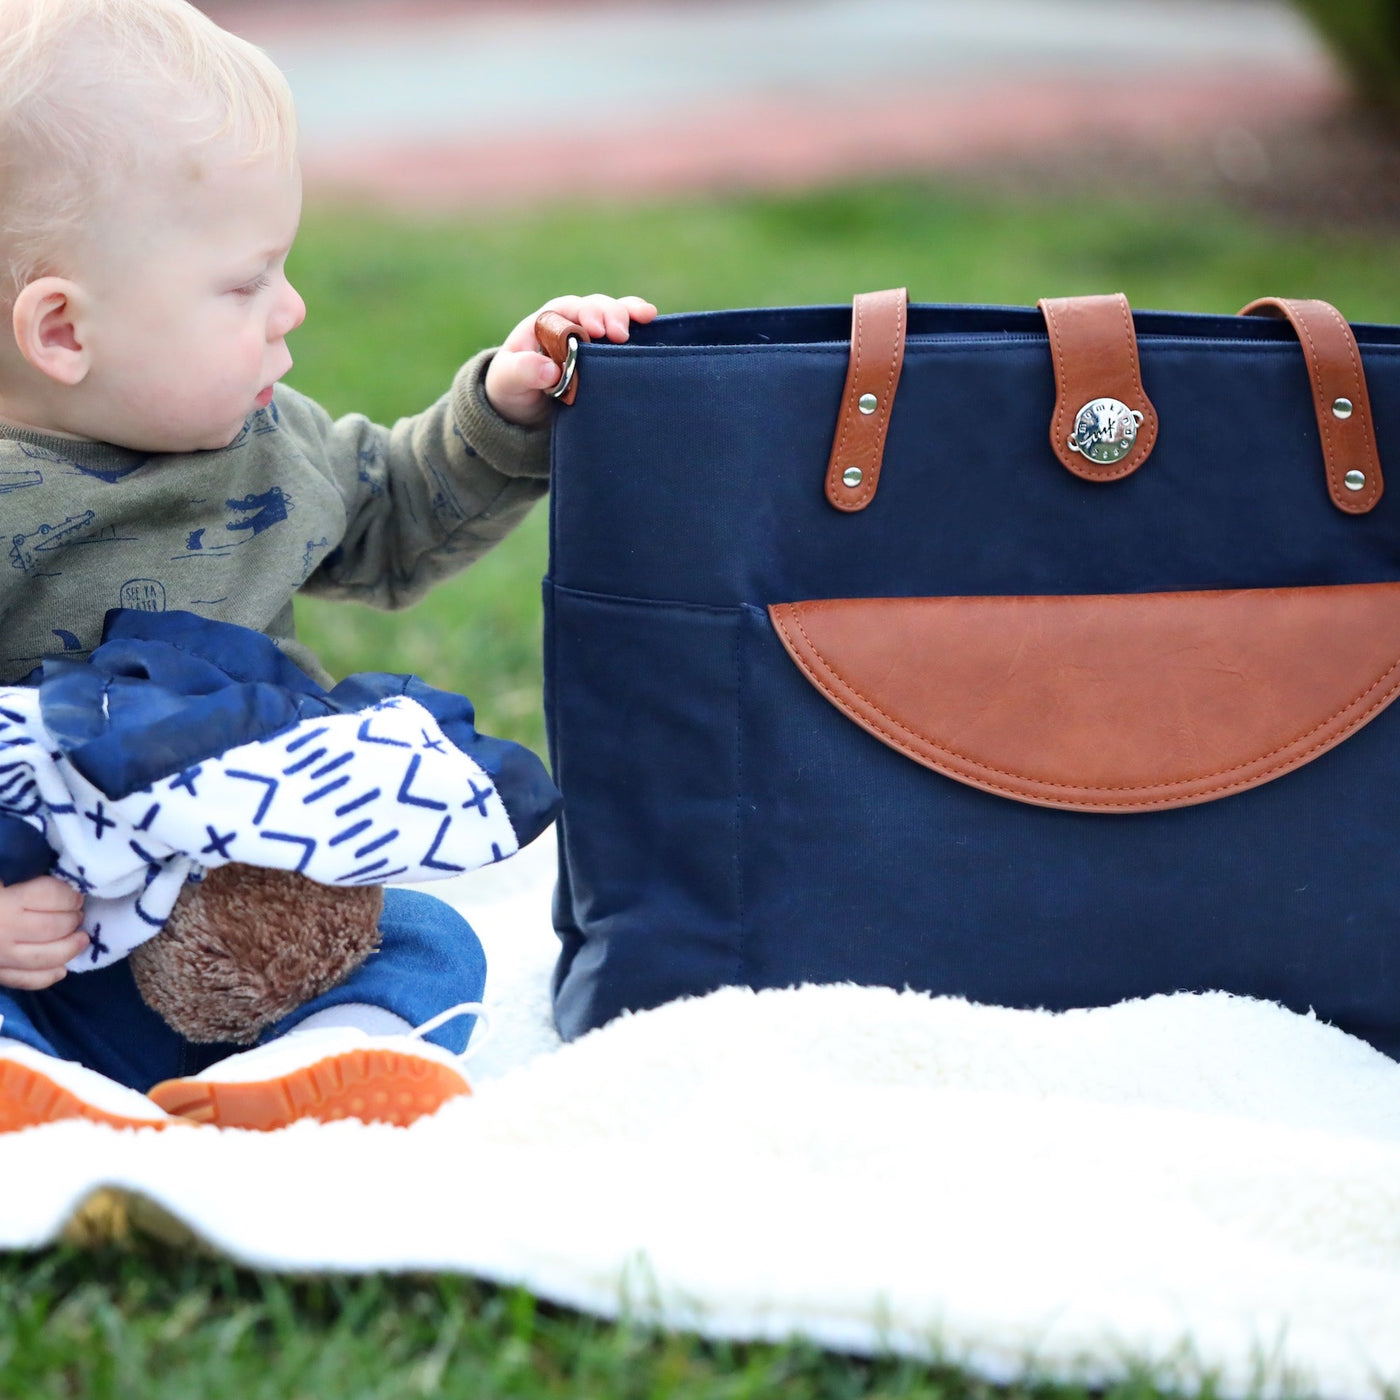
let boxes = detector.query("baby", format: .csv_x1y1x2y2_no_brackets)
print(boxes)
0,0,654,1131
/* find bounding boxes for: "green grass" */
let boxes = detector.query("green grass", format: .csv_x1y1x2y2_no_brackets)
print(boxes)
286,180,1400,757
11,179,1400,1396
0,1238,1223,1400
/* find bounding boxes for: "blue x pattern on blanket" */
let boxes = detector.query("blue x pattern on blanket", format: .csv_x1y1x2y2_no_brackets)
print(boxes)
0,610,560,971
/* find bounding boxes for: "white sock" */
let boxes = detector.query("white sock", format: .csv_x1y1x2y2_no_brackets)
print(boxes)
287,1003,414,1038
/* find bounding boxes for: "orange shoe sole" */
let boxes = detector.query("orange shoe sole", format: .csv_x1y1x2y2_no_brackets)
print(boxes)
0,1058,172,1133
147,1047,471,1131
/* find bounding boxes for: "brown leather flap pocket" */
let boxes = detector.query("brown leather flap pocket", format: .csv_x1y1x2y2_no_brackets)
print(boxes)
769,583,1400,812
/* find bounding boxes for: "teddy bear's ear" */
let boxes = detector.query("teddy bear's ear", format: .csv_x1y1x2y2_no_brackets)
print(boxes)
128,864,384,1044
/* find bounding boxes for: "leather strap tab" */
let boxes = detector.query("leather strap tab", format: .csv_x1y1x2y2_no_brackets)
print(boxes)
1240,297,1383,514
1039,293,1158,483
825,288,907,512
534,310,590,406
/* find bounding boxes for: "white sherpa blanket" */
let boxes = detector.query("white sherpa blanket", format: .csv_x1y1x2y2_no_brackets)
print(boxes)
3,829,1400,1399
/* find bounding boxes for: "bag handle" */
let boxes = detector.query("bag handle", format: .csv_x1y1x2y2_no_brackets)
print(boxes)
825,289,1163,510
541,292,1383,518
825,290,1384,514
1239,297,1383,513
824,288,908,511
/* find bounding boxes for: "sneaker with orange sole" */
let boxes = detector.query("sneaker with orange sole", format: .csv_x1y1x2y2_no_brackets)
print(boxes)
0,1040,176,1133
147,1009,482,1131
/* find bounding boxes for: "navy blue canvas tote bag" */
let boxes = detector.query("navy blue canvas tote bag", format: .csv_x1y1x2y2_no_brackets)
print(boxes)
537,291,1400,1055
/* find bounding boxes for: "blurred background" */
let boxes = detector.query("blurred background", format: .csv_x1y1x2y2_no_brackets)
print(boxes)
194,0,1400,755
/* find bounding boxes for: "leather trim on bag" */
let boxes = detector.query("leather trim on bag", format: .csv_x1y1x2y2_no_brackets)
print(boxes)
825,288,907,512
1039,293,1158,483
769,583,1400,813
1240,297,1384,514
535,311,590,406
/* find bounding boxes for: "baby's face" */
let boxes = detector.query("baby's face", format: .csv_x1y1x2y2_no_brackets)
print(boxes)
75,142,306,453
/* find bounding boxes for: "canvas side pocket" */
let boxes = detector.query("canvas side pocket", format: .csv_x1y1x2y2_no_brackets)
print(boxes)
546,581,745,1039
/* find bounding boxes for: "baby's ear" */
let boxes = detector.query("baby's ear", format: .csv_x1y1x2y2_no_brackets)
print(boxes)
11,277,91,385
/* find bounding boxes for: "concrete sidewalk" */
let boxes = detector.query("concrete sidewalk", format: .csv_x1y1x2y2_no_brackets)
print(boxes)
205,0,1342,208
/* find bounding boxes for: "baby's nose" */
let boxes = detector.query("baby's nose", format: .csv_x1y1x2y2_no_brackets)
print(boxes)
274,282,307,338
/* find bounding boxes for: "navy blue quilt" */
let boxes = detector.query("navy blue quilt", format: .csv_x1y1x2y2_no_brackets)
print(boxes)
0,610,560,971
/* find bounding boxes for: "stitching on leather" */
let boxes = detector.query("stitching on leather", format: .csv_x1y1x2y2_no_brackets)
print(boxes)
829,294,901,510
1077,296,1148,483
773,600,1400,809
850,295,866,498
1079,453,1141,483
860,295,904,507
1118,293,1141,401
850,295,880,508
1286,299,1343,505
1044,297,1145,485
1044,299,1068,456
828,298,865,505
1319,299,1381,510
1116,292,1156,462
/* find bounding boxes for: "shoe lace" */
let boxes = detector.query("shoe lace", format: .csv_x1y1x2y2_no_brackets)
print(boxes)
409,1002,492,1063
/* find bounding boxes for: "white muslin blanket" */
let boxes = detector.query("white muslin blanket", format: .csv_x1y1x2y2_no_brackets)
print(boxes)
2,830,1399,1399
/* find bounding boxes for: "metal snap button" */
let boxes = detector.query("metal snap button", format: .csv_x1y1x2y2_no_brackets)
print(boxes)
1067,397,1143,465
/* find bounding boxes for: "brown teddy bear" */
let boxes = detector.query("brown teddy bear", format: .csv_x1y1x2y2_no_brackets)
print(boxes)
128,865,385,1044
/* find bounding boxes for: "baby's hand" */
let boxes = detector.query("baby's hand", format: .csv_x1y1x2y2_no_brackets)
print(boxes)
485,294,658,428
0,876,87,990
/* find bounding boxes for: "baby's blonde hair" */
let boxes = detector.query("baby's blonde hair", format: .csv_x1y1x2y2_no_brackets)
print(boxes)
0,0,296,299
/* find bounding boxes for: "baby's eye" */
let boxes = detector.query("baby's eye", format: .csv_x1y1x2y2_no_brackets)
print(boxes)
232,274,271,298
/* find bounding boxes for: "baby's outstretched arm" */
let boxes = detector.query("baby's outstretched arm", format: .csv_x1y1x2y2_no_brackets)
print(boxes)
0,877,87,990
485,294,658,428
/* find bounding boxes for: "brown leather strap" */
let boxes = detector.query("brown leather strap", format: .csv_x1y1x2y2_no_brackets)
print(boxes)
1039,293,1158,483
825,288,907,512
1240,297,1383,514
534,310,589,406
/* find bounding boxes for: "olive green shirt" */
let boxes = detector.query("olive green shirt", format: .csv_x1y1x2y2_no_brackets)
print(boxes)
0,350,549,685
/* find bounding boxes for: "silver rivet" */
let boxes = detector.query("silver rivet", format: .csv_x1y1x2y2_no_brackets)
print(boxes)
858,393,878,415
842,466,864,488
1333,397,1354,420
1345,469,1367,491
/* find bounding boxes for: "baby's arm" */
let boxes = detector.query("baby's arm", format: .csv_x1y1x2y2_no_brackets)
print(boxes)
485,294,658,427
290,292,656,611
0,877,87,990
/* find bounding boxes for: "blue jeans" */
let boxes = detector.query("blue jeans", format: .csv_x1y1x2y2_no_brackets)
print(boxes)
0,889,486,1092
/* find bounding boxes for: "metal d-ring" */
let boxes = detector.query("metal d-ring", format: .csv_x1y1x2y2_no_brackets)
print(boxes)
546,335,579,400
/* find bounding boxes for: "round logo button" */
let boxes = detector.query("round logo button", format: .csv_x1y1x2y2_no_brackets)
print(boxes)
1068,397,1144,465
